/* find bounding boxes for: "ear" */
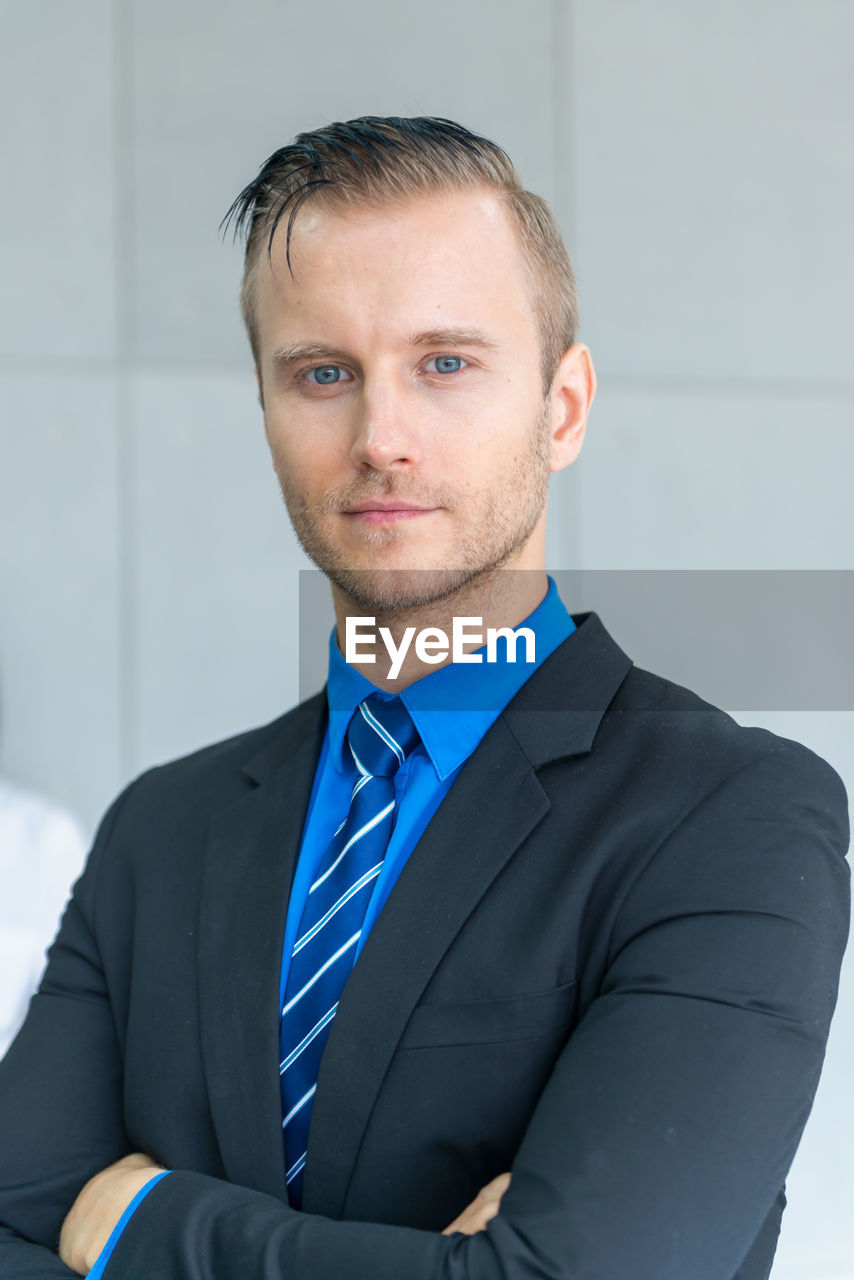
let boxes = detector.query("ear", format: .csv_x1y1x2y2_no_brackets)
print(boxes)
547,343,596,473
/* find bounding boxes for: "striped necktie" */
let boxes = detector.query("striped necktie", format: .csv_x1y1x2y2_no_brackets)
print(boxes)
279,694,420,1208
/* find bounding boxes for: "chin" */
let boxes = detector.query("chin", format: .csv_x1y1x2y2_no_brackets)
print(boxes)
324,559,515,614
324,567,459,613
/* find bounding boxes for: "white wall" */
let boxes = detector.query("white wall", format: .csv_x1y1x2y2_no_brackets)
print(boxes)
1,2,851,1274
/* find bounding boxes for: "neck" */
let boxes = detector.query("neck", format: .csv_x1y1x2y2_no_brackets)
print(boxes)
332,568,549,691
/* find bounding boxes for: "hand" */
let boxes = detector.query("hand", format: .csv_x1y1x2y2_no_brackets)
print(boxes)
59,1152,165,1275
442,1172,511,1236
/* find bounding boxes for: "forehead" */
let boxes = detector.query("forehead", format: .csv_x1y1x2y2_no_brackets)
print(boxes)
252,188,538,356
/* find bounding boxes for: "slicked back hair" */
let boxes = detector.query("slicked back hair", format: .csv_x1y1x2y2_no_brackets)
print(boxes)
222,116,579,397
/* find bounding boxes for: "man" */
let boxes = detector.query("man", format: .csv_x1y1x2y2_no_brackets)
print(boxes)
0,116,849,1280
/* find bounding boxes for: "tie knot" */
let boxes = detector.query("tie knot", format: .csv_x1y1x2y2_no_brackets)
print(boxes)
347,695,420,779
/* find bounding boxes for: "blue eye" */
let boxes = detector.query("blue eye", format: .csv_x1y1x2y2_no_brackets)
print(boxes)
429,355,466,375
306,365,350,384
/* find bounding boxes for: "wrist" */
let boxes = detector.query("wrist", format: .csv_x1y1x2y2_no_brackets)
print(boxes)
60,1159,166,1275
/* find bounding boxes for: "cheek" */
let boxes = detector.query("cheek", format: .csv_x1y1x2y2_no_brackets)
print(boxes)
266,420,330,480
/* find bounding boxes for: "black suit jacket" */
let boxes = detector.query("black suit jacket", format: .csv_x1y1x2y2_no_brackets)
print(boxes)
0,613,849,1279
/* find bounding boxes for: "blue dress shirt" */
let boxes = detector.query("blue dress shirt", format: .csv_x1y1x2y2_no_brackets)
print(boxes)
88,577,575,1278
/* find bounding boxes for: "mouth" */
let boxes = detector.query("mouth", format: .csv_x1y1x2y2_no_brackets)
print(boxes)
343,501,440,524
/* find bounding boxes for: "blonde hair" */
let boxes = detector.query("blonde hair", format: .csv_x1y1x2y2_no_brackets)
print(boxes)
223,116,579,395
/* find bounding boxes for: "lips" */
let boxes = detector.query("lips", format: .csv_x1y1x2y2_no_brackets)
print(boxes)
344,502,439,524
346,501,434,514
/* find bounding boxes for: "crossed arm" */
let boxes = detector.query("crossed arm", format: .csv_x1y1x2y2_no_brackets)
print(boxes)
57,1156,511,1273
0,745,850,1280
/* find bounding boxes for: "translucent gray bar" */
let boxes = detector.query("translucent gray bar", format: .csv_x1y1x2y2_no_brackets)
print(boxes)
298,570,854,711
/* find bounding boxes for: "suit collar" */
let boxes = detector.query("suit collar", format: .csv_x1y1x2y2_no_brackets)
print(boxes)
501,611,633,766
240,691,327,785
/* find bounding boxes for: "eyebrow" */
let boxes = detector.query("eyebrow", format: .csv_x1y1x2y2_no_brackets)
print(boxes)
270,327,502,371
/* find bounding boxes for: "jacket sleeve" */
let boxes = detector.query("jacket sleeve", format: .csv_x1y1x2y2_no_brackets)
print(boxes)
88,742,849,1280
0,788,138,1278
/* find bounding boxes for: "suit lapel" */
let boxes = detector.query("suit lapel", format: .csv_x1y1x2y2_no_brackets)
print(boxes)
197,696,325,1199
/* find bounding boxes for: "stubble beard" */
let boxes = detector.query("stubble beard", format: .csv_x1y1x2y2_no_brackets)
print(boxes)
274,402,552,614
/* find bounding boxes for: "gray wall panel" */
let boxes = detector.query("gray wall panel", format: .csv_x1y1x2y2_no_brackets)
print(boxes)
131,370,311,771
0,374,120,836
570,1,854,383
0,1,116,362
577,385,854,569
128,0,557,366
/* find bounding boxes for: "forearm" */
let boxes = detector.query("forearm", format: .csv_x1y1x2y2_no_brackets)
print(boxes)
98,1171,476,1280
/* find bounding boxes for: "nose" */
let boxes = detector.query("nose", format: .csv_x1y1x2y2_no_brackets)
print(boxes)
348,377,423,473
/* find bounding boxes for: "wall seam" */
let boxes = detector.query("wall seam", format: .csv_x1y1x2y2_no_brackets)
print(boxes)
112,0,137,781
549,0,584,571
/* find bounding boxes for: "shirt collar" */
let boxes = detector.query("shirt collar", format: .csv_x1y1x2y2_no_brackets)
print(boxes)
325,575,575,782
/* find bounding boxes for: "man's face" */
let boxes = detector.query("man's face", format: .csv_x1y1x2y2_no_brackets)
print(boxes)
254,187,556,612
